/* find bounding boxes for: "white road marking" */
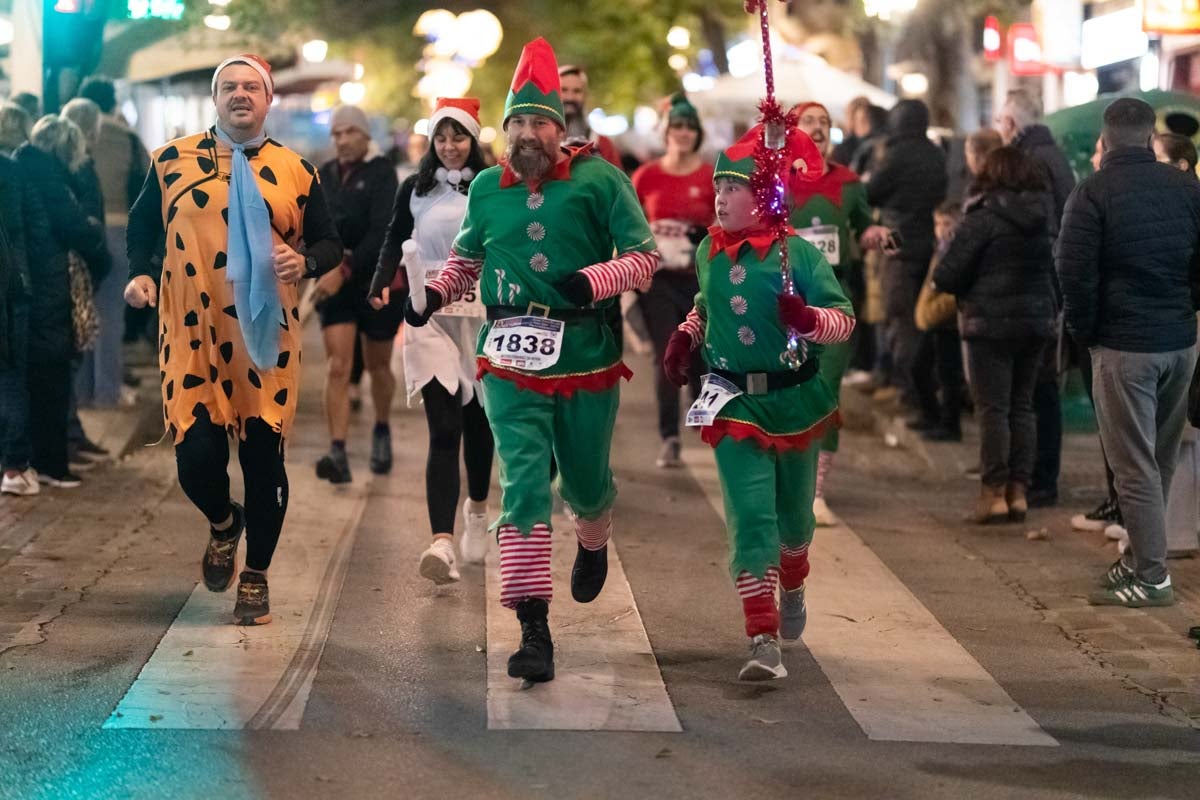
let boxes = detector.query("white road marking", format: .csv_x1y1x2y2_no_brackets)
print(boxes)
485,522,682,732
104,480,366,731
683,447,1058,746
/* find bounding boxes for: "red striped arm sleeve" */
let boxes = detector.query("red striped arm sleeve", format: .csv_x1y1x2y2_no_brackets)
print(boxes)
801,307,855,344
426,248,482,303
579,250,661,301
678,305,705,348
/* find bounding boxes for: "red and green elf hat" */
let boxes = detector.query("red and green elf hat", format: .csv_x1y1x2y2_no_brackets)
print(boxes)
713,123,824,185
504,37,565,128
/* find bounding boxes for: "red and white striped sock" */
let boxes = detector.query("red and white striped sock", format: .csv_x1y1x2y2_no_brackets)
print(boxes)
779,544,810,591
576,510,612,552
815,451,834,499
736,568,780,637
498,523,553,610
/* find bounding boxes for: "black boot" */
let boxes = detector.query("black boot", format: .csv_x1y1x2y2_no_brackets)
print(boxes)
507,598,554,682
571,543,608,603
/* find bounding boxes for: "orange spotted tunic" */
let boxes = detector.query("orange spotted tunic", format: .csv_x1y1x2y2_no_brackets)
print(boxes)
127,130,342,444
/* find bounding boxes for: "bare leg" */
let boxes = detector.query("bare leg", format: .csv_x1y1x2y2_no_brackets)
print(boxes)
322,323,357,443
362,336,397,424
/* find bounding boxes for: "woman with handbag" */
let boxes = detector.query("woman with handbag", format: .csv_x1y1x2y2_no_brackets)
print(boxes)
14,116,110,487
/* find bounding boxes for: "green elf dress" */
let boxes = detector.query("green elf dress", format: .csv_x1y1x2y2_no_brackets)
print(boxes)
426,37,657,610
679,133,854,638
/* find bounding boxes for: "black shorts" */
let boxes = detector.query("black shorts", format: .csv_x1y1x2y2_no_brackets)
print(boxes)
316,282,404,341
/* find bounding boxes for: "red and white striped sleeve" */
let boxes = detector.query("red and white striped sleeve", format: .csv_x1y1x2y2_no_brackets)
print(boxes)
579,250,660,301
677,305,706,348
801,306,855,345
426,248,482,304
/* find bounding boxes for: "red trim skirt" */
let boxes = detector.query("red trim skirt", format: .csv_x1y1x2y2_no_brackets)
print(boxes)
701,410,841,453
476,358,633,397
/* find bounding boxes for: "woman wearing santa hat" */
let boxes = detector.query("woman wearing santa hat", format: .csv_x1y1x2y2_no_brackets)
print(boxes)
370,97,494,585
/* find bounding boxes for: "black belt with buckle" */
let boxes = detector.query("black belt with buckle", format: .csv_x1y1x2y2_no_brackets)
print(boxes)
487,303,607,323
711,359,820,396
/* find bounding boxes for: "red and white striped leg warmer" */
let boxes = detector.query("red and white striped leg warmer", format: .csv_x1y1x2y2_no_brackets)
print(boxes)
576,510,612,552
815,450,834,499
736,567,780,638
498,523,553,610
779,544,810,591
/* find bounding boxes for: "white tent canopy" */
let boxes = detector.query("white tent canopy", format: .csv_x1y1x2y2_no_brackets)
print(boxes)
689,53,896,127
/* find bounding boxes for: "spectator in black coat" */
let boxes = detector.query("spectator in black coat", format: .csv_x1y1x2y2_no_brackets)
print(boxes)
864,99,947,409
0,153,52,496
998,89,1078,509
933,147,1056,526
14,116,110,487
1056,99,1200,607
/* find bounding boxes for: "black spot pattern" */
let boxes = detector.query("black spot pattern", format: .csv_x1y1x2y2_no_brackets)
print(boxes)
247,369,262,389
300,159,316,176
163,344,170,363
200,292,210,309
273,388,288,405
192,189,210,208
197,156,215,174
221,208,229,225
175,232,184,250
209,326,217,345
185,262,196,277
191,402,207,419
214,252,227,270
165,270,172,284
163,172,182,187
259,166,278,185
182,374,205,389
189,339,200,350
183,310,198,326
220,342,234,363
167,206,179,224
297,194,307,208
165,380,174,400
276,351,290,369
197,137,216,150
222,305,238,319
222,380,234,399
209,365,218,383
290,307,299,321
157,146,179,163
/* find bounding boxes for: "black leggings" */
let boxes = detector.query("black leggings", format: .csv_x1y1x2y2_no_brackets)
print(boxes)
421,379,493,534
175,407,289,571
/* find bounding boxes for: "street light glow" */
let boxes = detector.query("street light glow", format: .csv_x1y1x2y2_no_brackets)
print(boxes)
667,26,691,49
339,81,367,105
863,0,918,21
668,54,688,72
302,40,328,64
203,14,231,31
899,72,929,96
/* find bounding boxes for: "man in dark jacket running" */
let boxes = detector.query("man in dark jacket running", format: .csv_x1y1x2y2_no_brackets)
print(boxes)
1057,98,1200,608
865,99,947,407
999,89,1077,510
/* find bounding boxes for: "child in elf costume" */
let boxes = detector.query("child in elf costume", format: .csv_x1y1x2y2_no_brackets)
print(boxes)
663,125,855,680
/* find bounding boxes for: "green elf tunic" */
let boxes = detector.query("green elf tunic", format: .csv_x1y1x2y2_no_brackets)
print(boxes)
431,144,656,535
788,163,872,453
692,228,853,581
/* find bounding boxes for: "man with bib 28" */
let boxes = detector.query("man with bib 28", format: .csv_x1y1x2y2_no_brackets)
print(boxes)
401,38,658,684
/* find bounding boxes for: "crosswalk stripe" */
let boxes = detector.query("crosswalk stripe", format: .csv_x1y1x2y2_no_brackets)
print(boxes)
683,447,1058,746
103,477,366,731
485,522,682,732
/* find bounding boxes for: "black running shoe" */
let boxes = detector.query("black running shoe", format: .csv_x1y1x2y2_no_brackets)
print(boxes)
369,426,392,475
316,448,352,484
76,437,110,458
234,571,272,626
571,543,608,603
202,503,244,592
507,598,553,682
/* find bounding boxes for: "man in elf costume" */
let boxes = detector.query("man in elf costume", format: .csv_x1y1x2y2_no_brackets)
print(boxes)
403,38,658,684
789,102,888,527
663,125,854,680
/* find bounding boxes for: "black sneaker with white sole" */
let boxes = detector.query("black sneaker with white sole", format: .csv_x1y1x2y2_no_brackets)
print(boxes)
233,571,272,625
37,471,82,488
1072,498,1121,532
202,503,245,592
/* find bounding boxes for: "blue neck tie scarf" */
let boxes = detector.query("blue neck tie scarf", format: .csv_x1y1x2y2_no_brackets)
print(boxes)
214,125,281,372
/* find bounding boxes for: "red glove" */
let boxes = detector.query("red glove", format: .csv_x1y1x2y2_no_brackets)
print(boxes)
778,293,817,334
663,329,695,387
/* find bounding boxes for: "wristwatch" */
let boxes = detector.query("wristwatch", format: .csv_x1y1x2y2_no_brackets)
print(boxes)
302,254,319,279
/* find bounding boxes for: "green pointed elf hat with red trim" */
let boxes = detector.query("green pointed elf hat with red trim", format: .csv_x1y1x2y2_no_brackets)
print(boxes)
504,37,566,128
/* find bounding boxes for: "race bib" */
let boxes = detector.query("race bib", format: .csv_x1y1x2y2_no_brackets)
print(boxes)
485,316,565,371
651,219,697,271
438,282,485,318
798,224,840,267
685,373,744,427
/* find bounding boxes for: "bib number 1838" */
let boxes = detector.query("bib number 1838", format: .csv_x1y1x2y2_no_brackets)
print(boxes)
485,316,565,372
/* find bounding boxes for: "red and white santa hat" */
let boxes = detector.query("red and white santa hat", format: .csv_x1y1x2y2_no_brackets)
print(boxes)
211,54,274,96
429,97,482,140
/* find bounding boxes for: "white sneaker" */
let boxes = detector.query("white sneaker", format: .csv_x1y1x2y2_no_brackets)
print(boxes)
1,468,39,496
655,436,682,468
419,538,461,585
1104,522,1128,542
738,634,788,681
813,496,838,527
459,499,490,564
841,370,872,388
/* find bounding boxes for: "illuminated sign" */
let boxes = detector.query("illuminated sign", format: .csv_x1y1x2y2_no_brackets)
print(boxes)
1009,23,1044,76
1144,0,1200,34
983,16,1001,62
127,0,185,20
1081,7,1149,70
